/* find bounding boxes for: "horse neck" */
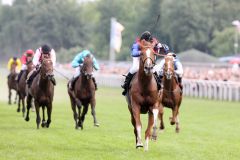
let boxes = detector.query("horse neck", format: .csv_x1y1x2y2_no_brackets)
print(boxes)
80,74,92,86
38,73,51,89
138,61,153,90
163,76,177,91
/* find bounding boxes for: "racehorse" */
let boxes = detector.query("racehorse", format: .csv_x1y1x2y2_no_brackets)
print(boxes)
159,53,182,133
7,62,18,105
17,60,34,117
125,40,161,151
25,57,55,129
67,54,99,130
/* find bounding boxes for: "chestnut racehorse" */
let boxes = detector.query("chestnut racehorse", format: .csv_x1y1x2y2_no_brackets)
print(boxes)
125,40,161,151
159,53,182,133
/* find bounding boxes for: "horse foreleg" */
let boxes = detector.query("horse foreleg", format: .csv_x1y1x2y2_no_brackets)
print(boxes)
35,102,41,129
17,94,21,112
151,108,159,141
25,95,32,121
144,111,154,151
8,88,11,105
170,106,178,125
70,98,78,129
77,105,82,129
159,104,165,132
90,98,99,127
175,110,180,133
14,91,18,104
46,103,52,128
132,105,143,149
41,106,46,128
80,104,89,130
22,96,26,117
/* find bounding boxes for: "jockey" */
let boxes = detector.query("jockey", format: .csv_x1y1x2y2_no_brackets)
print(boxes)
121,31,169,95
155,52,183,90
7,56,21,73
69,49,99,90
26,44,56,87
16,49,35,83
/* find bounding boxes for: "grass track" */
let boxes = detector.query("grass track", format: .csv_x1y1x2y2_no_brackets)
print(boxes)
0,77,240,160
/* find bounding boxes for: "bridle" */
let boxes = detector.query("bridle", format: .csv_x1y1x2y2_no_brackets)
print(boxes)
80,57,94,80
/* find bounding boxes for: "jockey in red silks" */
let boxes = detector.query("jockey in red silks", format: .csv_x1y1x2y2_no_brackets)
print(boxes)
121,31,169,96
26,44,56,87
16,49,34,82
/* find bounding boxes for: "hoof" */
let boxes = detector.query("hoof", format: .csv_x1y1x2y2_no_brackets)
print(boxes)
94,123,100,127
175,128,180,133
17,108,20,112
25,117,30,122
46,123,50,128
151,135,157,141
8,102,11,105
41,122,46,128
136,143,143,148
170,121,175,125
75,126,79,130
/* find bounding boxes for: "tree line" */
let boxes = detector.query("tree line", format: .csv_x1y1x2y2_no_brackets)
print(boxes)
0,0,239,62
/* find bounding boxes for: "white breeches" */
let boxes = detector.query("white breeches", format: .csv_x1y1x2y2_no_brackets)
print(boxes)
21,64,27,70
129,57,140,74
154,59,183,77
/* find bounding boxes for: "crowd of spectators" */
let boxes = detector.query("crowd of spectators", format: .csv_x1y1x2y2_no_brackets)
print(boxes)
60,62,240,82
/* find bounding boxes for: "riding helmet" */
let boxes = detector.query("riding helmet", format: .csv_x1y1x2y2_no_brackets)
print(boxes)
41,44,51,54
140,31,152,42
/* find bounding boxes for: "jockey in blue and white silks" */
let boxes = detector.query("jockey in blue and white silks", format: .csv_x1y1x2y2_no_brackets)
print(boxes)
154,52,183,90
69,49,99,90
121,31,170,96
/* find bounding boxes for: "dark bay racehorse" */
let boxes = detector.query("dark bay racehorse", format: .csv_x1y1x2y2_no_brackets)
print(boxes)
7,62,18,105
67,54,99,130
25,58,55,129
125,40,161,151
159,53,182,133
17,60,34,117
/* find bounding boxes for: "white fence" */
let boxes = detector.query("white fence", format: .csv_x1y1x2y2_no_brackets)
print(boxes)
95,74,240,102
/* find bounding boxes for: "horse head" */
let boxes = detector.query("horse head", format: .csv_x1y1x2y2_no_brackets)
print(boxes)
139,41,156,75
10,62,17,74
81,54,94,79
40,58,54,81
163,53,175,80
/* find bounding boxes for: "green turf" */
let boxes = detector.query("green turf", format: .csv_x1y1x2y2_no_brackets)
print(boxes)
0,78,240,160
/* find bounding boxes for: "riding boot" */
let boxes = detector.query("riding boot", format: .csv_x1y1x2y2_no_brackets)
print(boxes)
17,70,24,83
92,77,98,90
154,72,162,90
121,73,134,96
69,76,78,90
26,70,39,87
178,77,183,91
51,76,56,86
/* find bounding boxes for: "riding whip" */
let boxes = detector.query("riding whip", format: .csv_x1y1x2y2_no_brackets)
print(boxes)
54,68,70,80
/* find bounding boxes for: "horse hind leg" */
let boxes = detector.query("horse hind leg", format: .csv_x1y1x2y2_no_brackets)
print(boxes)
77,104,82,129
